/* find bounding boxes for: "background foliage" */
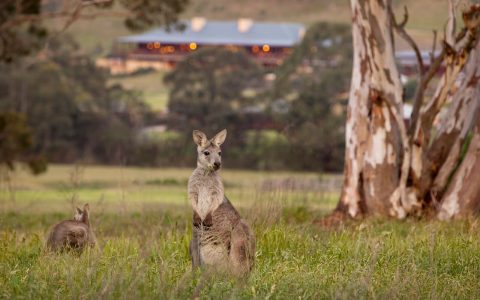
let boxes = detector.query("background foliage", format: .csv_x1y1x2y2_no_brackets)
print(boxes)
1,5,351,172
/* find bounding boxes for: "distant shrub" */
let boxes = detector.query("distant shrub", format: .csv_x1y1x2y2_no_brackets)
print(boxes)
230,130,290,170
404,79,418,102
127,130,194,167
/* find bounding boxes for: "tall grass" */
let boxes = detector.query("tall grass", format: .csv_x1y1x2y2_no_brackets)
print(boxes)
1,165,480,299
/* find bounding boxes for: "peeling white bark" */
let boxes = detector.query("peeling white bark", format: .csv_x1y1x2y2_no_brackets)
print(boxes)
338,0,405,218
365,129,387,167
334,1,480,220
428,42,480,196
438,123,480,220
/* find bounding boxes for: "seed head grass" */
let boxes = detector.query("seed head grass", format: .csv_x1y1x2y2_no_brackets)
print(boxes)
1,165,480,299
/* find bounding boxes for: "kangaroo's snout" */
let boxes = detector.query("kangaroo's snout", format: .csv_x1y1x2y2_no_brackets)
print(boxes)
213,162,221,170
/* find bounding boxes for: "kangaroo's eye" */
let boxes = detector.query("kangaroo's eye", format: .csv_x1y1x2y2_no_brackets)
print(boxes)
218,152,222,156
203,151,210,156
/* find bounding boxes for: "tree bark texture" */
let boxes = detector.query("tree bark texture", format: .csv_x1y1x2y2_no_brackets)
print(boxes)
334,0,480,220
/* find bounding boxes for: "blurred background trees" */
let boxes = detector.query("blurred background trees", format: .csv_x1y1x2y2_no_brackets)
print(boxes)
0,35,153,165
0,112,46,175
0,0,188,172
0,0,189,62
1,1,353,172
271,22,352,171
165,47,266,135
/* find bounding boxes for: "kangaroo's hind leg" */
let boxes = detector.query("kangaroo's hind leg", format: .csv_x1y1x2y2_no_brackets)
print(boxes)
229,220,256,277
190,212,202,269
190,229,202,269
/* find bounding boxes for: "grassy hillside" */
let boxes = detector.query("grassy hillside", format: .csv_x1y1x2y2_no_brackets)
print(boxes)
46,0,452,112
108,71,170,112
1,164,480,298
53,0,451,55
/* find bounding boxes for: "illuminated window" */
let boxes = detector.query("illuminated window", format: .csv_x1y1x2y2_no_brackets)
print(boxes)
147,43,153,50
154,42,161,49
262,44,270,52
252,45,260,53
189,42,197,50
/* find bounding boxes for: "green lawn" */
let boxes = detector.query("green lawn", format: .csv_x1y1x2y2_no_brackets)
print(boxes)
1,164,480,298
108,71,170,112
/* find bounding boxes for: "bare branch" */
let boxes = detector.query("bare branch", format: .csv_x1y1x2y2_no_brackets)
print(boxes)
81,0,114,5
430,30,437,65
0,10,130,31
0,0,122,32
59,2,84,34
398,5,409,28
408,4,480,136
463,4,480,31
445,0,457,45
408,48,446,136
390,6,425,76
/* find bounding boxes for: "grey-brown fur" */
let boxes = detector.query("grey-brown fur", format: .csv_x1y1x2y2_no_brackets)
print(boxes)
46,204,96,252
189,129,255,277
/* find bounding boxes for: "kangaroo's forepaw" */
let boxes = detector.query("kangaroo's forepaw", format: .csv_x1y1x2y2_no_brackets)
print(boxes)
203,212,213,229
193,211,202,228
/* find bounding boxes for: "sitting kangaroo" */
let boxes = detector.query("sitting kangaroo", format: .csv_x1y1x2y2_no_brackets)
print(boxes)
189,129,255,277
46,203,96,252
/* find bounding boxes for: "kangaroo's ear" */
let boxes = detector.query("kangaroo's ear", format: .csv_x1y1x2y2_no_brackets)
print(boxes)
193,130,208,147
82,204,90,223
212,129,227,147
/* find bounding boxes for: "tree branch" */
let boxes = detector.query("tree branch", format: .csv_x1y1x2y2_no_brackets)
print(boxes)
0,0,122,31
390,6,425,76
408,5,480,136
430,30,437,65
445,0,457,46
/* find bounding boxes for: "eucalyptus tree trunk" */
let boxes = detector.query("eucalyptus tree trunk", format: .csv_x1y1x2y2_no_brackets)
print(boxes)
331,0,480,221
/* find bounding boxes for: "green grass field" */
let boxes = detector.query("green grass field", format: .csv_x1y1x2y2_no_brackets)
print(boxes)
1,164,480,299
108,71,170,112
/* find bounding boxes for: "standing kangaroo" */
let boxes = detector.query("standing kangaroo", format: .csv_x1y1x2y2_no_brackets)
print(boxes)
189,129,255,277
46,203,96,252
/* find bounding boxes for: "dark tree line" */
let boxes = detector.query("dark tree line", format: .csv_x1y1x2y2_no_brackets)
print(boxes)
0,36,154,166
0,0,189,62
0,0,189,173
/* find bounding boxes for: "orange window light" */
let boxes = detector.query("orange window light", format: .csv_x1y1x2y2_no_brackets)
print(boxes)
262,44,270,52
189,42,197,50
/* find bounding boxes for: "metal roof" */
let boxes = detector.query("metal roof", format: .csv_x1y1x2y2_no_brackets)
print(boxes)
118,19,305,47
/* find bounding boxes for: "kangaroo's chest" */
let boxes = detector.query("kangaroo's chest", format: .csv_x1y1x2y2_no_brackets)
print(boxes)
193,177,223,220
197,186,213,219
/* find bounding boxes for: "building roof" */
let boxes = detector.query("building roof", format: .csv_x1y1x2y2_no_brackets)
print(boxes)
118,18,305,47
395,50,442,66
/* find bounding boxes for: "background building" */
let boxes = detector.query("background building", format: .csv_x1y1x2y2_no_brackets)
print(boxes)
98,18,305,74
